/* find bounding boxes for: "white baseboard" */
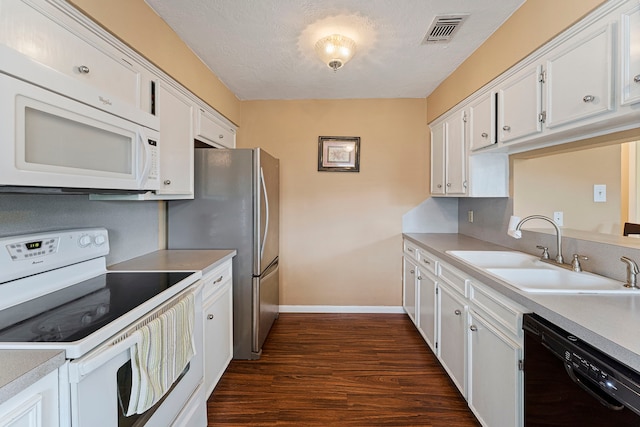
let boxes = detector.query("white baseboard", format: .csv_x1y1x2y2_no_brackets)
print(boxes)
279,305,405,314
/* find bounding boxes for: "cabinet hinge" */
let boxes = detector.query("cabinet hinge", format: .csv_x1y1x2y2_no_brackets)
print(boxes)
462,112,467,123
436,287,439,295
518,359,524,371
435,341,438,349
539,70,546,83
538,111,546,123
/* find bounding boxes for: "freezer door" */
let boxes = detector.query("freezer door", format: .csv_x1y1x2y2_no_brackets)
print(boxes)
254,148,280,276
252,258,279,354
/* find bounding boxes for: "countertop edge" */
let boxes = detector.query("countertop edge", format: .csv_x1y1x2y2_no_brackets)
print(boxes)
0,350,65,406
403,233,640,372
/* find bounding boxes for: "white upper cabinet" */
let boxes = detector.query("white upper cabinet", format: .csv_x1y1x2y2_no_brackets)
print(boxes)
431,0,640,158
621,2,640,106
195,108,237,148
0,0,142,109
468,91,496,151
545,23,614,129
157,80,194,196
431,109,467,196
498,64,543,144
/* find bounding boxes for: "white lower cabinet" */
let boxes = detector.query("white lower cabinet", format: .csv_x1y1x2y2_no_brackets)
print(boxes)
402,256,418,324
468,309,523,427
438,283,467,397
202,261,234,398
417,271,437,353
402,239,527,426
0,370,59,427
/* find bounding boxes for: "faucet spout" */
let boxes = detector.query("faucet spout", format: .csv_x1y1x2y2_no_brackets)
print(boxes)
515,215,564,264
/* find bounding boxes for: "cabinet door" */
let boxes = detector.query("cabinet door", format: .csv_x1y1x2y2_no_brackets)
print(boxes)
445,112,467,195
621,3,640,106
430,123,446,195
546,23,614,129
195,108,236,148
157,81,194,196
498,64,543,143
469,92,495,151
204,283,233,398
468,310,523,427
439,284,467,397
0,1,141,108
403,257,418,324
417,271,437,353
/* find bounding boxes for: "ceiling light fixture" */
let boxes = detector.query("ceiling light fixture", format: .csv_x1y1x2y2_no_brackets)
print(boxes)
314,34,356,71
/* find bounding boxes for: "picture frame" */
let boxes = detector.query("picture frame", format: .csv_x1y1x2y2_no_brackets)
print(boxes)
317,136,360,172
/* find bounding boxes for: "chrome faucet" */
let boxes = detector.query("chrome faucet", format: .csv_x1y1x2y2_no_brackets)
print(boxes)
620,256,639,288
516,215,564,264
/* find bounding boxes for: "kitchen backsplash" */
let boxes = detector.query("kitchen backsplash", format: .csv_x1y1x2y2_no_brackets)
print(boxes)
0,194,160,265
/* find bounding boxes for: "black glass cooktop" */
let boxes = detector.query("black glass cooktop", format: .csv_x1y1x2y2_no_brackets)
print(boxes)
0,271,194,343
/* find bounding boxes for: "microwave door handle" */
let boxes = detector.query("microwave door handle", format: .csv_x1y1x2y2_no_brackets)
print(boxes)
69,333,140,383
137,128,152,188
260,167,269,260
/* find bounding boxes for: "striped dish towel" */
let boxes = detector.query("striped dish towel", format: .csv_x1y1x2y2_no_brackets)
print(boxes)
126,292,196,416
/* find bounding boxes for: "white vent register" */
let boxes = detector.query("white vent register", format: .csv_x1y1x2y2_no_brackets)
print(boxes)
422,14,469,43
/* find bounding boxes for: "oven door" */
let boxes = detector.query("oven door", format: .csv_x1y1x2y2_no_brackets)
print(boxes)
66,289,204,427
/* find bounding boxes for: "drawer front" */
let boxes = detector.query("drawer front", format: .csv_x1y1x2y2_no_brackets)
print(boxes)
196,108,236,148
202,260,233,301
469,281,526,339
417,249,438,276
403,240,420,260
439,263,468,297
0,1,141,107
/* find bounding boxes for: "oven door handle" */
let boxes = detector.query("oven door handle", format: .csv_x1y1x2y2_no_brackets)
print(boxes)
69,333,140,383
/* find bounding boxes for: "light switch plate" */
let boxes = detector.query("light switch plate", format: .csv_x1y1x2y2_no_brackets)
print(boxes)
594,184,606,202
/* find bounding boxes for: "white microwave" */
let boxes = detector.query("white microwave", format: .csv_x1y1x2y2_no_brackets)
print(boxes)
0,60,159,193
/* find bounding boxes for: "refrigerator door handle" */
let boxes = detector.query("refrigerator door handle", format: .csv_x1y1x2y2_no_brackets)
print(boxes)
260,166,269,260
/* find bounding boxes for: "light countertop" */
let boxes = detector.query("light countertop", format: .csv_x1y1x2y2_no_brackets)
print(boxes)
108,249,236,275
404,233,640,372
0,350,65,405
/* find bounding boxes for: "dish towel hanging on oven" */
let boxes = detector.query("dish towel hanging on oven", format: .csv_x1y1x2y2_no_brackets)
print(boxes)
126,291,196,416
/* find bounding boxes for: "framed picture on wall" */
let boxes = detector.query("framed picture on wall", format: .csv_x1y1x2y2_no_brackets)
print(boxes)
317,136,360,172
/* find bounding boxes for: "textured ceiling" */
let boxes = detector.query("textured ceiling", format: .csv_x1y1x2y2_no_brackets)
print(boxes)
145,0,525,100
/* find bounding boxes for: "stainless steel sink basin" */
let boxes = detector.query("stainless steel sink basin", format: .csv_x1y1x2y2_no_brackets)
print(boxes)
446,250,545,268
484,267,634,294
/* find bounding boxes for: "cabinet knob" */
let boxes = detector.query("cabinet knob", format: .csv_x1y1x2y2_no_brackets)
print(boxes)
407,248,414,253
410,269,415,274
634,74,640,83
454,309,462,315
214,275,224,284
446,183,451,187
417,276,423,280
208,314,214,320
164,179,171,185
78,65,90,74
437,184,442,188
481,132,488,138
219,134,224,139
502,125,511,131
469,325,478,332
422,259,430,265
582,95,595,103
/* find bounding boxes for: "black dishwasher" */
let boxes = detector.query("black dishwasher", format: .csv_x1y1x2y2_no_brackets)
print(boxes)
523,313,640,426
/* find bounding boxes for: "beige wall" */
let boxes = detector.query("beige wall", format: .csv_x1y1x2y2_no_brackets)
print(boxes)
513,145,622,235
68,0,242,125
239,99,429,306
426,0,606,123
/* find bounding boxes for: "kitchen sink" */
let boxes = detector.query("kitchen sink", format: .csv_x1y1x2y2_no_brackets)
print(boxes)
484,267,635,294
446,250,545,268
447,250,640,294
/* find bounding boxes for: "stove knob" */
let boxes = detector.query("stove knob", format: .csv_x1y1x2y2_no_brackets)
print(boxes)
79,235,92,247
81,312,93,325
94,234,106,246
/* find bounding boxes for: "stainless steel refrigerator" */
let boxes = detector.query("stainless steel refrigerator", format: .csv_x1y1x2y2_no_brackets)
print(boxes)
167,148,279,360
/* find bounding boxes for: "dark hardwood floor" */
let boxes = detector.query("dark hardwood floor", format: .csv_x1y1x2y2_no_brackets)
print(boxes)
207,313,480,426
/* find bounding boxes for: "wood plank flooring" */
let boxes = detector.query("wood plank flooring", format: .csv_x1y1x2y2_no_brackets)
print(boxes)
207,313,480,426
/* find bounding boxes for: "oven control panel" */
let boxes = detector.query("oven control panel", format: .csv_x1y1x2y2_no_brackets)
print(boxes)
0,228,109,284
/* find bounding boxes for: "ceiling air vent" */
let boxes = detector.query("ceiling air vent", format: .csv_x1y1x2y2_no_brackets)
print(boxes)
422,14,469,44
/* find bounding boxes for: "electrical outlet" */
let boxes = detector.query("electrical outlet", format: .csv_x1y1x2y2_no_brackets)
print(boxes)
468,210,474,223
553,211,564,226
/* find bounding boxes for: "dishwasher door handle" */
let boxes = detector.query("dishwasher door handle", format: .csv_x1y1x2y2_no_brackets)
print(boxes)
564,362,625,411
